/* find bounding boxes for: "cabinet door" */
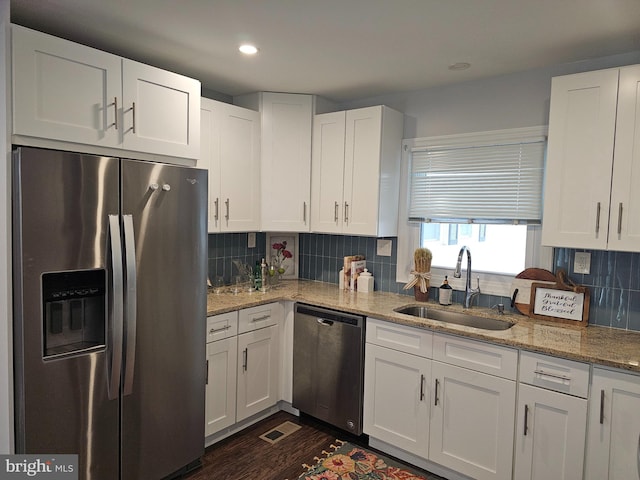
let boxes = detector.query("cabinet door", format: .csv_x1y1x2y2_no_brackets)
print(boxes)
430,361,516,480
121,59,200,159
12,25,121,147
514,384,587,480
260,93,313,232
199,102,221,232
363,343,430,458
542,69,619,249
217,102,261,232
205,336,238,436
310,111,346,233
585,368,640,480
200,99,260,232
609,65,640,252
343,106,383,236
236,325,280,422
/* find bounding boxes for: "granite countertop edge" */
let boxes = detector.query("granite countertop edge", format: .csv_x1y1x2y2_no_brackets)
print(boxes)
207,279,640,374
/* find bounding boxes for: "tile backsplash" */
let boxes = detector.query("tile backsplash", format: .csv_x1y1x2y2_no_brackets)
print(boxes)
207,233,640,332
554,248,640,331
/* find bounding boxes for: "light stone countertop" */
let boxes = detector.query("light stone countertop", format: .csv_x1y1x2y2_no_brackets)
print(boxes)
207,279,640,374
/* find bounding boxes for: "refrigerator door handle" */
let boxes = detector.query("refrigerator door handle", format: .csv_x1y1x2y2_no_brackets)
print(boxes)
108,215,124,400
122,214,138,396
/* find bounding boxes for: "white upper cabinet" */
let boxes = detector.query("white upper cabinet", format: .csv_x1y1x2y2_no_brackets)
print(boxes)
200,98,260,232
120,59,200,159
235,92,313,232
542,65,640,251
12,25,200,161
12,25,121,148
310,105,404,236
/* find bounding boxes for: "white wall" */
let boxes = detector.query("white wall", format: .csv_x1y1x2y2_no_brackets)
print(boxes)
341,51,640,139
0,0,14,454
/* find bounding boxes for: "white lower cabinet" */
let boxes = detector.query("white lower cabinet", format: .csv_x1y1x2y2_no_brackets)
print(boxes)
364,342,431,458
205,312,239,437
514,351,589,480
364,319,517,480
429,333,518,480
236,324,280,422
585,367,640,480
204,303,281,438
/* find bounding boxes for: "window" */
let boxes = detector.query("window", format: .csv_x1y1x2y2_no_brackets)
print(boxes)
421,223,527,275
396,127,553,297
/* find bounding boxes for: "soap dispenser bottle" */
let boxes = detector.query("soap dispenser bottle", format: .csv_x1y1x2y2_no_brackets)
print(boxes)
439,275,452,305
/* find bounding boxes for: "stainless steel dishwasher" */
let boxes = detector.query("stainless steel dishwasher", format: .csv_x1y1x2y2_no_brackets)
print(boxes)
292,303,365,435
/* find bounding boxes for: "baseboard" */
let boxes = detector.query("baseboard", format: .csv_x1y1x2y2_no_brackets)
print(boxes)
368,437,472,480
204,401,299,448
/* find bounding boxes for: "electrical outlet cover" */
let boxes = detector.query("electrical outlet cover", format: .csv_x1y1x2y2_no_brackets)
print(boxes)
377,239,392,257
248,232,256,248
574,252,591,274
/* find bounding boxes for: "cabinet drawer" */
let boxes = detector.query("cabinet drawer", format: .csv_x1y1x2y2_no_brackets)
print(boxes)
433,333,518,380
206,312,238,343
238,303,280,333
366,318,432,358
519,351,590,398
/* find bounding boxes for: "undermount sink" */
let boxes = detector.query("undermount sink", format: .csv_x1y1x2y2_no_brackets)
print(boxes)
394,305,514,331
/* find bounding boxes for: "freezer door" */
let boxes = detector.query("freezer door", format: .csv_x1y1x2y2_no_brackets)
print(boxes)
12,147,121,479
120,160,207,479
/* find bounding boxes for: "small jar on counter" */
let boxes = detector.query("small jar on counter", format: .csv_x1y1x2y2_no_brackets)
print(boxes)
357,269,374,293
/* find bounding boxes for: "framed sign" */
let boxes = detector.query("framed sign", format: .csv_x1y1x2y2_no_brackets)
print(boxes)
529,282,590,327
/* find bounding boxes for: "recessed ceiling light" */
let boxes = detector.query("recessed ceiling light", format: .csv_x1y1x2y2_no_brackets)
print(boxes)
448,62,471,71
239,44,258,55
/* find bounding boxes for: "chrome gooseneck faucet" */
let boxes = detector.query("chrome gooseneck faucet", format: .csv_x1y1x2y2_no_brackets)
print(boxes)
453,246,480,308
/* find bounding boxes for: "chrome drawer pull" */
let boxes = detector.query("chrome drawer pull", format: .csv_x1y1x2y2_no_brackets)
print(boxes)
209,325,231,334
419,374,425,401
434,378,440,406
600,389,605,425
524,404,529,436
595,202,601,234
618,202,623,235
533,368,571,381
251,314,271,322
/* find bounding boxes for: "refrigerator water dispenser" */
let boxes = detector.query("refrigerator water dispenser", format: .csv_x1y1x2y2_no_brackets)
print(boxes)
42,269,106,358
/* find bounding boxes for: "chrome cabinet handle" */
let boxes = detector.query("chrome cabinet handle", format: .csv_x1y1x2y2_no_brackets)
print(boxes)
600,389,605,424
131,102,136,134
334,201,339,222
618,203,623,235
242,348,248,371
122,214,137,396
251,314,271,323
596,202,601,234
533,368,571,382
209,325,231,334
225,198,230,221
419,374,425,401
524,404,529,436
206,360,209,385
434,378,440,406
107,215,124,401
344,202,349,223
113,97,118,130
303,201,307,224
214,198,219,221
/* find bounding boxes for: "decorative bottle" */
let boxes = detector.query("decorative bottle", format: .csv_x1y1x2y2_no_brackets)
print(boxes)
439,275,453,305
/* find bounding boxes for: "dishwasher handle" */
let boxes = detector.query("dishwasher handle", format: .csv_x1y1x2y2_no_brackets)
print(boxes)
296,304,363,327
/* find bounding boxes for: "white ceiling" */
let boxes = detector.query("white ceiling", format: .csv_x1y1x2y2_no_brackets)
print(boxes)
10,0,640,103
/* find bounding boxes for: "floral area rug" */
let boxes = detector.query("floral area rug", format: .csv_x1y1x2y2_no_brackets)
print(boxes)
297,440,436,480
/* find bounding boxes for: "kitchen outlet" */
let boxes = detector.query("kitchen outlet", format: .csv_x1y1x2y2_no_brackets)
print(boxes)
247,232,256,248
377,239,392,257
574,252,591,274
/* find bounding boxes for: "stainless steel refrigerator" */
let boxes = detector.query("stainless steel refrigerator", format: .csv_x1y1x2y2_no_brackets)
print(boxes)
12,146,208,479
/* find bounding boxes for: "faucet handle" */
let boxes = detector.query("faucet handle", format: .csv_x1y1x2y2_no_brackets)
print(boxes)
475,276,481,291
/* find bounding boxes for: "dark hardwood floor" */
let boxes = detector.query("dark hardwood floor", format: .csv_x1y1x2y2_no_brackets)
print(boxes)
185,411,350,480
183,411,443,480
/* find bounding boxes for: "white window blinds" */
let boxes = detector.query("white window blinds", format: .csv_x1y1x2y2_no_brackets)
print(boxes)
408,127,546,224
